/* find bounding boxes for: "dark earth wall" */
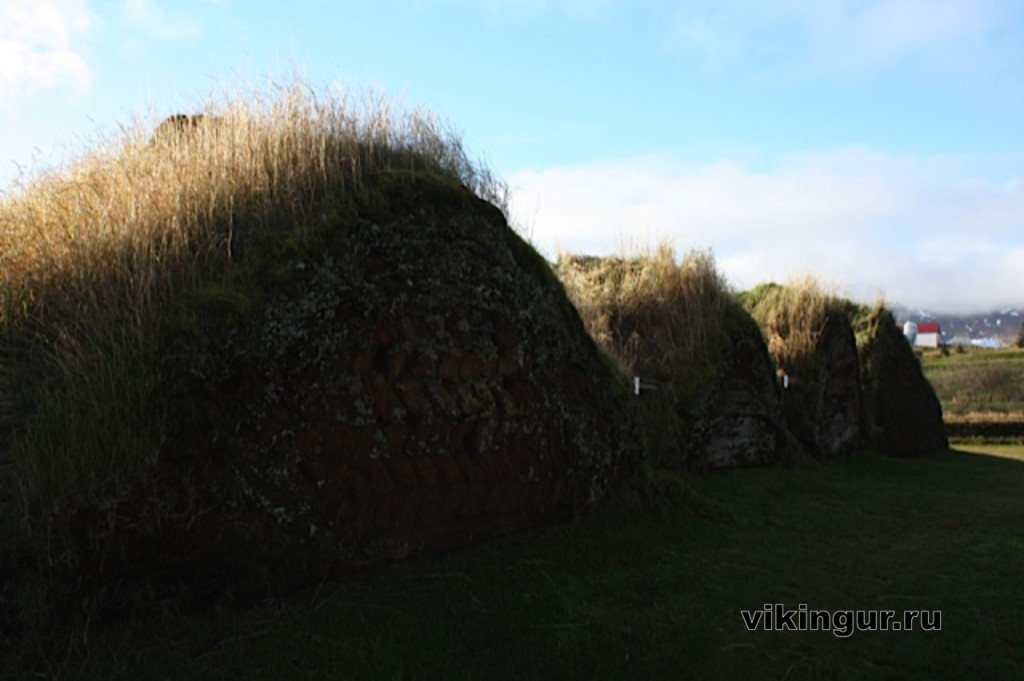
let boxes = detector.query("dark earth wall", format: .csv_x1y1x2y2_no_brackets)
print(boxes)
810,313,865,458
686,304,785,469
859,308,948,458
63,171,638,604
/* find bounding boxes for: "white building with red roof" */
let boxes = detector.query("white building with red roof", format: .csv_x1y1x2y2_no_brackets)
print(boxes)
915,322,940,348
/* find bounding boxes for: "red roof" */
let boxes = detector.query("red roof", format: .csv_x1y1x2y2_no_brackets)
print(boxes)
918,323,940,334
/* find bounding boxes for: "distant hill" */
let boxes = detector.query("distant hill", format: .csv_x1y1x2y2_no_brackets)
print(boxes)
892,307,1023,345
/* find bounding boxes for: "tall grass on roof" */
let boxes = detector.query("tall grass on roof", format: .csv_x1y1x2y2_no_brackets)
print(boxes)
740,278,866,455
555,245,732,466
740,276,848,374
555,246,730,385
0,80,507,524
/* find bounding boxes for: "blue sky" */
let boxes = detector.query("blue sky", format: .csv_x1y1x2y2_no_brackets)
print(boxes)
2,0,1023,313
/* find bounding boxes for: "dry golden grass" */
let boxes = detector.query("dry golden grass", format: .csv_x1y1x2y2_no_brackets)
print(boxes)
554,244,733,468
554,244,730,388
1,84,503,323
740,276,845,373
0,80,505,518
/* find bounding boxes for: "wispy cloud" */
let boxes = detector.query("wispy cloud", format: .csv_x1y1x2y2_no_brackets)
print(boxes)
0,0,94,108
507,149,1024,313
121,0,202,41
668,0,1024,92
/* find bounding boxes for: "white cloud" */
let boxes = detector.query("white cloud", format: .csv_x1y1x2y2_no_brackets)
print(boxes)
0,0,94,107
507,149,1024,313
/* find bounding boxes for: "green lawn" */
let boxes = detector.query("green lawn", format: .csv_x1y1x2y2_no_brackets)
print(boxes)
6,448,1024,680
920,347,1024,367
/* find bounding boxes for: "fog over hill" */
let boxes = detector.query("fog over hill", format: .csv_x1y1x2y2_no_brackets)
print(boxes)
892,306,1024,344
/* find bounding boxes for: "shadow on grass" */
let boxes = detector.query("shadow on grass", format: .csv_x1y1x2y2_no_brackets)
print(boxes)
4,448,1024,680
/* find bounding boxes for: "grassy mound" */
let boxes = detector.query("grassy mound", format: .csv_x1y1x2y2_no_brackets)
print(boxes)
28,168,633,620
856,305,948,457
1,82,640,634
555,247,730,390
0,83,505,525
740,279,865,458
555,247,782,469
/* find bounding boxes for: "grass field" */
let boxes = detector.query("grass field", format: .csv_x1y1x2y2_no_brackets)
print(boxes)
921,347,1024,442
921,348,1024,416
6,448,1022,680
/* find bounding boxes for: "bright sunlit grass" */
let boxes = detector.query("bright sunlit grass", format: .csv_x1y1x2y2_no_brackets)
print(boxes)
554,244,731,386
953,443,1024,461
0,79,506,521
739,275,852,374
